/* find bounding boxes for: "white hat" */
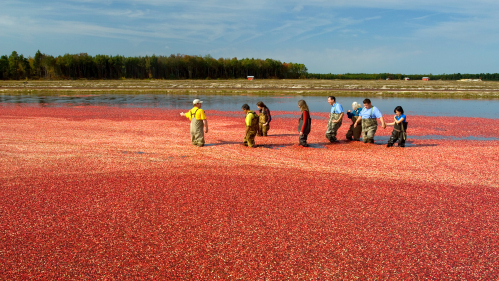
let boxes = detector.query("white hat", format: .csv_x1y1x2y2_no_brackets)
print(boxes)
192,99,203,104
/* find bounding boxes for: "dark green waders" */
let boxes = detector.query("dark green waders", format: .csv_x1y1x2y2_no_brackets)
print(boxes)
298,111,312,147
387,122,408,147
190,109,205,147
361,118,378,143
346,116,362,141
325,112,342,142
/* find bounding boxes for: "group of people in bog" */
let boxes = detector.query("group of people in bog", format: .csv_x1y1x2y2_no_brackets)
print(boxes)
180,97,407,148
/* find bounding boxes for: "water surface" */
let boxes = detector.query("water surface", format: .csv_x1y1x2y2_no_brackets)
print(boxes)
1,93,497,118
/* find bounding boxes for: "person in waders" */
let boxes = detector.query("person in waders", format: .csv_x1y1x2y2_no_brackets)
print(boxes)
354,99,386,143
242,104,259,148
386,106,408,147
298,100,311,147
346,102,362,141
180,99,208,147
256,101,272,136
325,96,344,143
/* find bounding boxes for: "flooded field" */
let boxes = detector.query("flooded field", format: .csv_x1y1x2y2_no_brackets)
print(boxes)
2,92,499,118
2,81,499,279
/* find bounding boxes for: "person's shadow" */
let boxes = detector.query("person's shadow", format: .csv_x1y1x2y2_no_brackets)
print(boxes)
372,140,439,147
204,140,240,147
265,134,297,137
258,144,295,149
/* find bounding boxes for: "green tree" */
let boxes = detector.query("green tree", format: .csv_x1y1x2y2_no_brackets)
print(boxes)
33,50,43,78
8,51,20,80
0,55,8,79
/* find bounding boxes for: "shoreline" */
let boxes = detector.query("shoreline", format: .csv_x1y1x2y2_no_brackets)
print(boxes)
2,88,499,99
1,79,499,98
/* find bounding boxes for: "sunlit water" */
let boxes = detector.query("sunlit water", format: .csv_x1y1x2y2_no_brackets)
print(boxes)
1,93,498,118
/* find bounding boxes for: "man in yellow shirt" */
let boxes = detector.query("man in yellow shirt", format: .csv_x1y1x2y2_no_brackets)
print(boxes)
241,104,258,148
180,99,208,147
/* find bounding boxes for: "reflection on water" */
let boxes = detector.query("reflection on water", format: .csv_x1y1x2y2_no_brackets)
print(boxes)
1,93,498,118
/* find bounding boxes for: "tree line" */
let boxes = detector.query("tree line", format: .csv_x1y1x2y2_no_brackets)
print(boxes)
306,73,499,81
0,51,308,80
2,50,498,81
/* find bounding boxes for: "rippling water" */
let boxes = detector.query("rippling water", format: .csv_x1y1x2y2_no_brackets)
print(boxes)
1,93,498,118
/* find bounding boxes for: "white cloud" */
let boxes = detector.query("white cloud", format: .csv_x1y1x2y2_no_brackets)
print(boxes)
298,16,380,41
413,17,499,43
291,0,499,15
293,5,304,12
99,9,146,18
0,15,16,26
412,13,439,20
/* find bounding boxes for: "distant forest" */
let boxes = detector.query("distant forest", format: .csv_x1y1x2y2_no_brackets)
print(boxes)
0,51,307,80
305,73,499,81
1,50,499,81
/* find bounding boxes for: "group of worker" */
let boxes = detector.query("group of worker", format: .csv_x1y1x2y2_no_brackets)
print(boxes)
180,96,407,148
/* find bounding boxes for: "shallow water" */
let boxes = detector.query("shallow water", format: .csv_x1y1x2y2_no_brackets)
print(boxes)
1,93,498,118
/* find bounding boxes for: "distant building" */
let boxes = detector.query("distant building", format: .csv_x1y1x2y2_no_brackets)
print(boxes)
247,76,254,81
422,77,430,81
404,77,410,81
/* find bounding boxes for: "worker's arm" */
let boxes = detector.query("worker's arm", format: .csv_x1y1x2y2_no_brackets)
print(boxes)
380,116,386,129
300,111,309,135
203,119,208,133
354,116,362,127
333,112,344,123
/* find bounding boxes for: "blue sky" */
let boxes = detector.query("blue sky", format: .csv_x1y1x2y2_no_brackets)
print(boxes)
1,0,498,74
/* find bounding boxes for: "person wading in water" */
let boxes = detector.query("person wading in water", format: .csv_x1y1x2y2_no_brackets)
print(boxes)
298,100,311,147
386,106,408,147
242,104,259,148
354,99,386,144
346,101,362,141
325,96,344,143
180,99,209,147
256,101,271,136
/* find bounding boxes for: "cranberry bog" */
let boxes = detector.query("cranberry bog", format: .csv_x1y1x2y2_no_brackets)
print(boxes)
1,104,499,279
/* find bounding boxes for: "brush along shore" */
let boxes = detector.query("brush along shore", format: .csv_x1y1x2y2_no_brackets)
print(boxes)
2,79,499,98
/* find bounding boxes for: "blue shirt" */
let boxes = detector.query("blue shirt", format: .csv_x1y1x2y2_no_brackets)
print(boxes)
396,114,407,123
330,103,343,114
359,106,382,119
347,108,362,118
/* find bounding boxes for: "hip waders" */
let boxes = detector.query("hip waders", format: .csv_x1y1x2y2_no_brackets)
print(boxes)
325,113,342,142
346,116,362,140
361,118,378,143
244,116,259,147
190,117,205,147
257,113,270,136
298,112,311,147
299,132,309,146
388,122,407,147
